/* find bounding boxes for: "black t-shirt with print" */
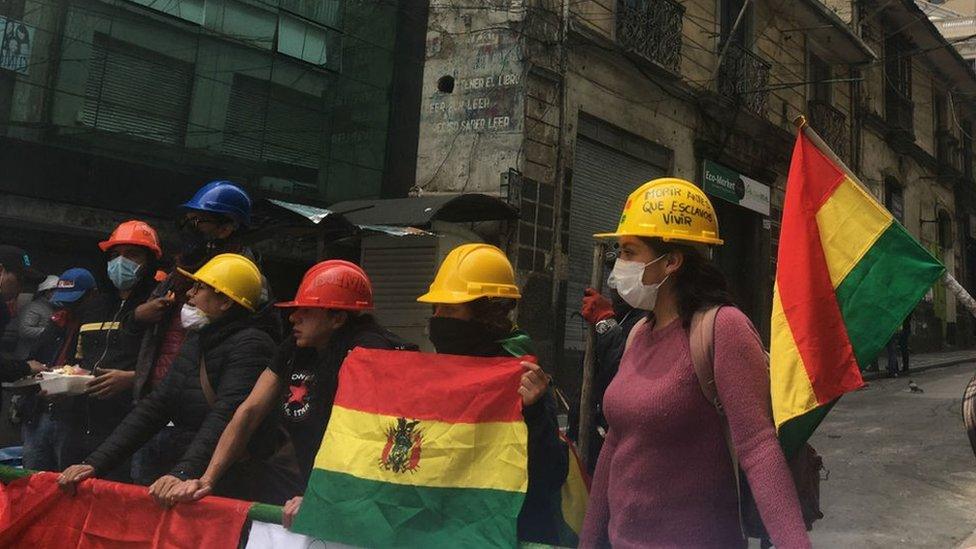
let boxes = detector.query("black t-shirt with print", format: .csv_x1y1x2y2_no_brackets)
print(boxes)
268,317,416,481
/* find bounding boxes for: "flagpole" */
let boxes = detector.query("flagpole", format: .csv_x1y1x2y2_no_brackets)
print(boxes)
578,242,605,470
793,116,976,321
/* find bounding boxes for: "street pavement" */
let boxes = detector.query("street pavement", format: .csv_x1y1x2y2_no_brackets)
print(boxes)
805,361,976,548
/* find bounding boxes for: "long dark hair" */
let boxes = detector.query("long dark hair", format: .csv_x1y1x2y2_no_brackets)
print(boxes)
640,237,735,327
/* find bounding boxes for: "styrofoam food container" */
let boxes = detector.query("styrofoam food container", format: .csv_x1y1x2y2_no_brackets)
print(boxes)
38,372,94,396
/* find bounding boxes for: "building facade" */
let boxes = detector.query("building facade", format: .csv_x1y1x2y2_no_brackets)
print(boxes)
0,0,426,280
413,0,976,388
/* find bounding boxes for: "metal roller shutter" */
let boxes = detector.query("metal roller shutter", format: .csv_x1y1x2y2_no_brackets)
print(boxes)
82,34,193,145
564,136,666,351
361,236,439,351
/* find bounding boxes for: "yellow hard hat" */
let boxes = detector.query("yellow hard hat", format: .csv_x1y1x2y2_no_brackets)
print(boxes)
177,253,262,312
417,243,521,304
594,178,723,245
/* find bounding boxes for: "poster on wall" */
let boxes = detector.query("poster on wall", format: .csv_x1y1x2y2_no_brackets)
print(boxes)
0,16,33,75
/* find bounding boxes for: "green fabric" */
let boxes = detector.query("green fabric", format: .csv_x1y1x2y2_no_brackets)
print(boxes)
778,400,835,459
499,330,536,358
292,469,525,548
836,222,944,368
248,503,283,525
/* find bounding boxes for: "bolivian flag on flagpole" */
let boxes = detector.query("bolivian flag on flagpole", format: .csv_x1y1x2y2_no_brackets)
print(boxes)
772,123,945,457
292,348,529,548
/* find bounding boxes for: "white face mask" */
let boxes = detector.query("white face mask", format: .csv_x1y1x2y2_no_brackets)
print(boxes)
180,304,211,331
607,255,669,311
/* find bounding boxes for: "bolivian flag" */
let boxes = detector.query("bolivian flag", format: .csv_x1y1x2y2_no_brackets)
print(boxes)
772,128,944,456
291,348,529,548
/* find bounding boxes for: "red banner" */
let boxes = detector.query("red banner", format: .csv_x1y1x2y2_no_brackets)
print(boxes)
0,472,250,548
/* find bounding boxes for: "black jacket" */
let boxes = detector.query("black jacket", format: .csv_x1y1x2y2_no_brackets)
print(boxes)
22,280,154,432
84,309,276,479
455,330,568,546
567,309,642,472
0,357,29,382
270,316,418,481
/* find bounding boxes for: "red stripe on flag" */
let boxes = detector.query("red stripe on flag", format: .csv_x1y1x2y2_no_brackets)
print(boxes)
777,134,861,404
334,348,527,423
0,472,250,548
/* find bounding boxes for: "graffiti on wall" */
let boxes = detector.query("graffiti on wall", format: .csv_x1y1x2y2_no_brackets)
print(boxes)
426,30,523,135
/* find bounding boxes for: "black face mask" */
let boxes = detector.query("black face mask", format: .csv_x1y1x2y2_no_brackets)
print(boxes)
428,317,507,356
178,225,209,267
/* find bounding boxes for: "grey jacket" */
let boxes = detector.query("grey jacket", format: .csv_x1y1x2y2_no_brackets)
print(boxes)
13,296,52,360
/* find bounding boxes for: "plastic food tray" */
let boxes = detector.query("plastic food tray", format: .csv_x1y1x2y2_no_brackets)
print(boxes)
38,372,94,396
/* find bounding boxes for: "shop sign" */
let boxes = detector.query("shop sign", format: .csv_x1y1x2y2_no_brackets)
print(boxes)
702,159,770,216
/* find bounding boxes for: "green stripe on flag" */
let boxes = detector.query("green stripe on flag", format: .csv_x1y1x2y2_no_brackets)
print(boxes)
292,469,526,548
778,400,835,459
835,222,944,368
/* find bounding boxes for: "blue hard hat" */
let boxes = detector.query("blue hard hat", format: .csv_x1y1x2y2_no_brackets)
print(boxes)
51,268,96,304
180,180,252,226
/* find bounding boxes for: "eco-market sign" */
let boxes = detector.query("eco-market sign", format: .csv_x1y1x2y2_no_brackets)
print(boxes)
702,159,770,216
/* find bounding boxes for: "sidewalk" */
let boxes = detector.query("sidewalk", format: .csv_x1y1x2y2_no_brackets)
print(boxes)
861,348,976,381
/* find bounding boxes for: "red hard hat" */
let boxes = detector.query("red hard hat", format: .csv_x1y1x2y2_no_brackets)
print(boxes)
276,260,374,311
99,220,163,259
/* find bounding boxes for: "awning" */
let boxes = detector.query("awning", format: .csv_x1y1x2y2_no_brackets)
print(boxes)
329,193,519,228
248,199,436,243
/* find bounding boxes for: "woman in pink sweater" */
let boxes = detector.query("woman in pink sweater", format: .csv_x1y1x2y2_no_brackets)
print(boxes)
580,179,810,548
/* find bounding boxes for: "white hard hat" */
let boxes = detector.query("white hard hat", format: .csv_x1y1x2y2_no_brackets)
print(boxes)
37,275,59,293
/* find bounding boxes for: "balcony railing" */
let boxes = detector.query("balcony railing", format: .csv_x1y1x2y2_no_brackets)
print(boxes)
718,42,771,117
616,0,685,74
808,100,848,161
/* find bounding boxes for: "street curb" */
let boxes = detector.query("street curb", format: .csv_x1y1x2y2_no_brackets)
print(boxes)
861,356,976,382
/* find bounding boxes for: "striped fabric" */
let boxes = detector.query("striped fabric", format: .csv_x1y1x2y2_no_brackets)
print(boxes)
292,348,529,548
771,131,944,455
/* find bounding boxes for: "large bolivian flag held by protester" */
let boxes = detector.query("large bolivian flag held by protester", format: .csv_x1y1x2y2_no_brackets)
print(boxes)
772,127,945,457
291,348,529,548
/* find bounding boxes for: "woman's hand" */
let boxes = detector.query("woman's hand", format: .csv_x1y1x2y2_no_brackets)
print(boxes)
58,464,95,495
148,475,183,508
519,361,551,406
282,496,303,529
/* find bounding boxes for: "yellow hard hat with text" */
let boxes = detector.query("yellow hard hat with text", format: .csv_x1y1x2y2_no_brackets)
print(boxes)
595,178,723,245
417,243,521,304
177,253,262,312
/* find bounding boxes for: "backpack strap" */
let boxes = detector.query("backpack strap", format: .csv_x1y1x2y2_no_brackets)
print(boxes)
689,306,747,540
624,316,649,351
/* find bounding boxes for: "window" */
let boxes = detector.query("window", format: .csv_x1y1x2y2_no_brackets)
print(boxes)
721,0,753,47
884,178,905,224
81,34,193,145
938,209,954,249
280,0,342,29
221,73,326,169
809,53,832,104
126,0,204,25
884,35,913,133
277,13,340,69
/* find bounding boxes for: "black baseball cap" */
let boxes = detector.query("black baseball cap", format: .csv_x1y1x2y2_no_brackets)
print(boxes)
0,245,42,281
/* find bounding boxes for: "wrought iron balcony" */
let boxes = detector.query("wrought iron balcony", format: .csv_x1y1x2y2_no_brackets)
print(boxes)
616,0,685,74
808,100,848,161
718,42,771,117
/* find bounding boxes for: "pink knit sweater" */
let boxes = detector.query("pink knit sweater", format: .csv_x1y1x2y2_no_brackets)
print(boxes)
579,307,810,549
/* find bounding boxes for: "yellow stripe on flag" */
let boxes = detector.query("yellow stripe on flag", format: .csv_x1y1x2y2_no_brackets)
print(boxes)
815,177,893,288
314,406,528,493
770,286,820,429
